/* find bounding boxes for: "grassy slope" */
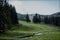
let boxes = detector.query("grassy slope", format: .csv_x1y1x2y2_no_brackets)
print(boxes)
0,21,60,40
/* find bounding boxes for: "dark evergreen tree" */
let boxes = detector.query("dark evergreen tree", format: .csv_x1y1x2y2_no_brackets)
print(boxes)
54,16,60,26
9,5,18,25
50,12,60,26
33,13,39,23
38,15,41,23
49,16,54,24
0,0,18,33
26,14,30,22
0,5,5,33
44,16,49,24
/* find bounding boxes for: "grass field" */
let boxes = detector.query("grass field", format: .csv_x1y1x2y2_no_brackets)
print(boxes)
0,21,60,40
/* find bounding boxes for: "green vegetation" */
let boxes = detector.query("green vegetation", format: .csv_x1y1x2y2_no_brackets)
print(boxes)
0,21,60,40
0,0,18,33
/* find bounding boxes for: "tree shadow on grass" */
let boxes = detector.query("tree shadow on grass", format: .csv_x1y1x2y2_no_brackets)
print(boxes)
13,24,35,31
0,24,35,38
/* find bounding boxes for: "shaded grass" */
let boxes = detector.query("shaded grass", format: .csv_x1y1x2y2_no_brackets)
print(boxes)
0,20,60,40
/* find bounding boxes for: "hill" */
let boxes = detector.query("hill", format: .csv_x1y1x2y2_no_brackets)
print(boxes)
51,12,60,16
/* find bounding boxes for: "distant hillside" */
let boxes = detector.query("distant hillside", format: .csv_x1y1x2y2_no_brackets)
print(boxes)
17,13,26,20
17,12,60,22
17,13,49,22
51,12,60,15
17,13,35,22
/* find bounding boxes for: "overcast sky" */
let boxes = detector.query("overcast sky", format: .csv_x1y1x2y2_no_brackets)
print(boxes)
8,0,60,15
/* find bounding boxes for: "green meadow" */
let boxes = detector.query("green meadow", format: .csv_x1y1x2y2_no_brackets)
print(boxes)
0,21,60,40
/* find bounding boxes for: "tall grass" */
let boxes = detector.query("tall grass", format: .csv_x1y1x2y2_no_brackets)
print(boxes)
0,20,60,40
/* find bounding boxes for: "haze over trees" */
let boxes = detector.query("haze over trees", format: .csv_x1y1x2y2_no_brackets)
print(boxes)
17,12,60,27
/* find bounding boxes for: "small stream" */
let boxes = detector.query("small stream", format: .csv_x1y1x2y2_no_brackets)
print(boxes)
15,32,44,38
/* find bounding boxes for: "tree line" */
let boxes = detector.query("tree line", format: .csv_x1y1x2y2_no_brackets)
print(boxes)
25,12,60,26
26,13,41,23
44,12,60,26
0,0,18,33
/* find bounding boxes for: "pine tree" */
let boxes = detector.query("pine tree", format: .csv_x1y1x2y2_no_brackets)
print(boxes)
26,14,30,22
33,13,39,23
38,15,41,23
0,0,18,33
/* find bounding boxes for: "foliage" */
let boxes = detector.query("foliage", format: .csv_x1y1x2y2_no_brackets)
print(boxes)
33,13,41,23
44,12,60,26
0,21,60,40
0,0,18,33
26,14,30,22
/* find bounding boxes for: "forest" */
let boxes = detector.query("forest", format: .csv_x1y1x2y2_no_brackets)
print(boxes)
0,0,60,40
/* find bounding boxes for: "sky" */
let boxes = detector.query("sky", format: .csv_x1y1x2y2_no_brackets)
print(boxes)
8,0,60,15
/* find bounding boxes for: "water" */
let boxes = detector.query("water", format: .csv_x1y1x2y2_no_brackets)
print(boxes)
34,32,43,36
15,32,43,38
